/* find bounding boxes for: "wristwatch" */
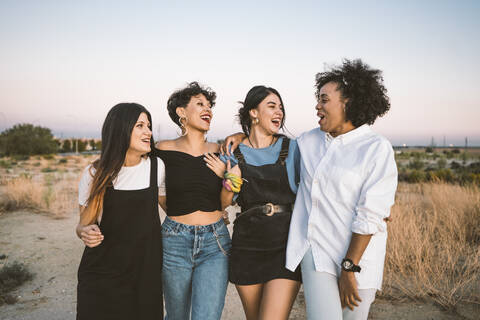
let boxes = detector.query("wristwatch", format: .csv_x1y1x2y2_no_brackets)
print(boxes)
341,258,361,272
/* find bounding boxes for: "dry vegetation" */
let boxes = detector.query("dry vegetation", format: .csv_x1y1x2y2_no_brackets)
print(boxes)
0,154,95,218
381,183,480,309
0,154,479,312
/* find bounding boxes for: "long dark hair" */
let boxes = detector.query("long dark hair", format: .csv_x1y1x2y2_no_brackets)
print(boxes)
238,85,286,136
81,103,154,225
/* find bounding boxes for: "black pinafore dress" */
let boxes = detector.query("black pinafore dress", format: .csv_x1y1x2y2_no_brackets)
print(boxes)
229,137,302,285
77,156,163,320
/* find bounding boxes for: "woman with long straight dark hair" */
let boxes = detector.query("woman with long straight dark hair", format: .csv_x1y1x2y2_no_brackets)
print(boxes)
76,103,165,320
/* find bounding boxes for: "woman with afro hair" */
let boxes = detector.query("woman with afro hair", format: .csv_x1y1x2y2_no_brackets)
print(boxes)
284,59,398,320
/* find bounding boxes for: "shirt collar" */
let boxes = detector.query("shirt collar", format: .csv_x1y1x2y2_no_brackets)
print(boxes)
324,124,371,145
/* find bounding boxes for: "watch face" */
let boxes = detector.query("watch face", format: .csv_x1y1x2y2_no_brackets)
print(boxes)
343,260,352,269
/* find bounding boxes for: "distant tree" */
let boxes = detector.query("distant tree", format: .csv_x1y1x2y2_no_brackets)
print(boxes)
0,124,57,156
95,140,102,150
89,139,96,150
62,139,72,153
425,147,434,153
76,139,87,153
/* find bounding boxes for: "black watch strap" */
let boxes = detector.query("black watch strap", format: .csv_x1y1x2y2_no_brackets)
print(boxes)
341,258,361,273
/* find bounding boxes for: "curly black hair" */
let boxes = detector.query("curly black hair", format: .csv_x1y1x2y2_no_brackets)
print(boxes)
238,85,286,136
167,81,217,127
315,59,390,127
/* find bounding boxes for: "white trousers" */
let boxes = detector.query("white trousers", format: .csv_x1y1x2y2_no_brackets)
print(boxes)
300,247,376,320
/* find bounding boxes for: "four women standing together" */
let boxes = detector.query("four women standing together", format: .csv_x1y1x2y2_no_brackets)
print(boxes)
76,58,397,320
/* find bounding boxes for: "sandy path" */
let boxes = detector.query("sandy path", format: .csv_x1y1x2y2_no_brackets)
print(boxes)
0,210,477,320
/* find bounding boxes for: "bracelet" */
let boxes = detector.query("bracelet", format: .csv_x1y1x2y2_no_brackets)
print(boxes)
222,179,233,192
223,172,243,193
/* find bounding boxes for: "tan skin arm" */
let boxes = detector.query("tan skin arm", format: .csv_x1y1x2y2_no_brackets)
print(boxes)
338,233,372,310
159,195,167,212
76,205,104,248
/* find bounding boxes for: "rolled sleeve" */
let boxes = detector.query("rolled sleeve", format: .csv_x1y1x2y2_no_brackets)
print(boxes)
352,142,398,235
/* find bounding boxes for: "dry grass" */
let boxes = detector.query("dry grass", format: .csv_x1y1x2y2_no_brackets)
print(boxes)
0,154,94,218
1,155,479,310
381,182,480,309
0,174,78,218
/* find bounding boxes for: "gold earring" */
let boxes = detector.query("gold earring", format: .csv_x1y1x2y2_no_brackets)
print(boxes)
252,117,259,125
178,116,188,136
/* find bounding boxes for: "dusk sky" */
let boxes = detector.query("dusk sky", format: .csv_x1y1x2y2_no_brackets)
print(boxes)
1,0,479,146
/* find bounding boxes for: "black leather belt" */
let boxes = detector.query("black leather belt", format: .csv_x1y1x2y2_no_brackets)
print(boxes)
236,203,292,220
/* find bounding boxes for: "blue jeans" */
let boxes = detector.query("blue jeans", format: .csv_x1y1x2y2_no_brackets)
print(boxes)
162,216,231,320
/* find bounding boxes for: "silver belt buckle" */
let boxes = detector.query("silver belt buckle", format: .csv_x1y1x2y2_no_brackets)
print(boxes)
265,203,275,216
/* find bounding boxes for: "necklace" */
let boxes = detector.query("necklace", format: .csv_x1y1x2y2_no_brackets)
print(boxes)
247,135,275,149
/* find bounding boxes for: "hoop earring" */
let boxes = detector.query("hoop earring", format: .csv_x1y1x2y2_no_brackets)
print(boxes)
178,116,188,137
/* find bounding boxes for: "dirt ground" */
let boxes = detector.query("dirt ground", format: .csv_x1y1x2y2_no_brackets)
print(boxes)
0,210,478,320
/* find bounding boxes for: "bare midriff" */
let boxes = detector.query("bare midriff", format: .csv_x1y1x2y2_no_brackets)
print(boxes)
169,210,223,226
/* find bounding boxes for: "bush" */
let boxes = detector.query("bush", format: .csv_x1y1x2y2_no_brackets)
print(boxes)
406,170,426,183
41,167,57,173
0,159,11,169
0,261,34,306
58,158,67,164
42,154,55,160
0,124,57,156
437,158,447,169
408,159,425,170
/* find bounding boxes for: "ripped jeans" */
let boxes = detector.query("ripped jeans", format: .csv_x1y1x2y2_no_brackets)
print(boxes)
162,216,231,320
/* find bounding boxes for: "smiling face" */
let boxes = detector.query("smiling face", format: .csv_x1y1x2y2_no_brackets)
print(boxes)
249,93,284,135
316,81,353,136
128,112,152,155
177,94,212,133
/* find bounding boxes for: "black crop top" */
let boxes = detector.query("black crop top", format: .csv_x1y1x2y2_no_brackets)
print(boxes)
153,149,222,216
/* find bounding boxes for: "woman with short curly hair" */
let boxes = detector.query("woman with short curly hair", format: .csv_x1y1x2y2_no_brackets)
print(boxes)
153,82,231,320
285,59,398,320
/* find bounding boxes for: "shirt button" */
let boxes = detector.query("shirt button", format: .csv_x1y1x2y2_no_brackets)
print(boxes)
313,179,319,184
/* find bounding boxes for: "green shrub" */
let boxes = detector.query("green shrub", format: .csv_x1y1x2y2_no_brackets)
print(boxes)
42,154,54,160
409,159,425,170
437,158,447,169
58,158,67,164
0,159,11,169
11,154,29,161
406,170,426,183
41,167,57,173
0,261,34,306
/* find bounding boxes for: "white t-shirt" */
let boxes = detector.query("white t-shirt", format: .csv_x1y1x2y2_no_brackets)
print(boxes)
78,157,166,206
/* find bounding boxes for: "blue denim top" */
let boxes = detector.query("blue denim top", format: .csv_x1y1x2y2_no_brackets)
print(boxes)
219,136,300,194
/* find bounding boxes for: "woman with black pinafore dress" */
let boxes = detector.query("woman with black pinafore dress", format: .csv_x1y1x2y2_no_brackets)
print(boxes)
77,155,163,320
76,103,164,320
215,85,301,320
230,137,301,285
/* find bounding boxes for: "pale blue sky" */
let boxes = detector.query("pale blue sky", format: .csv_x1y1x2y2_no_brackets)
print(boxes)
0,0,479,146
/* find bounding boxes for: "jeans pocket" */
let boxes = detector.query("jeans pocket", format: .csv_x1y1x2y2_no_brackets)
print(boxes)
161,222,177,237
212,226,232,257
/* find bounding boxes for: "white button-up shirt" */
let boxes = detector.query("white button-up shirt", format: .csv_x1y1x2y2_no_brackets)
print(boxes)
286,125,397,290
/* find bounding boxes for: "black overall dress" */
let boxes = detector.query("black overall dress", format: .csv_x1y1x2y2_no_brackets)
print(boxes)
229,137,301,285
77,156,163,320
